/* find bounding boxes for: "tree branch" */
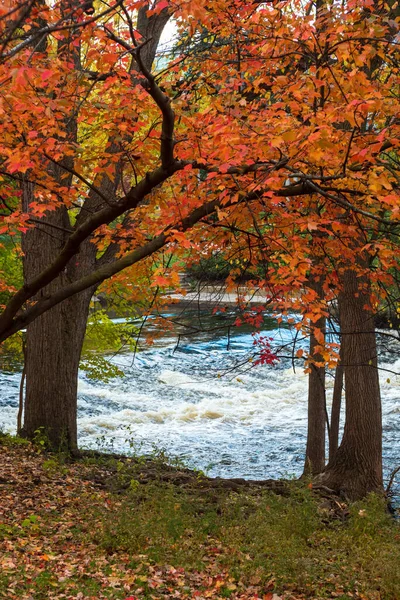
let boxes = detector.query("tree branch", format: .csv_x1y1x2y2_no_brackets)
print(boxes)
0,197,221,341
0,162,182,337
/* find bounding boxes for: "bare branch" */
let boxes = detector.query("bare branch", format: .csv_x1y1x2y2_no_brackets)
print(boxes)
104,20,176,171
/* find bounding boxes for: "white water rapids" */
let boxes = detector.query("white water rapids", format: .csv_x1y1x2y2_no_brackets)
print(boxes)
0,310,399,492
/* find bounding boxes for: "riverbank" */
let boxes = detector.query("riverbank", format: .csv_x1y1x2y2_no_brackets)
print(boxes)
169,279,400,329
1,436,399,600
169,282,272,306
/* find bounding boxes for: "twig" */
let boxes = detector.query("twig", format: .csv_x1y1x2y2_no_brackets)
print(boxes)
17,339,26,434
28,218,73,234
386,465,400,494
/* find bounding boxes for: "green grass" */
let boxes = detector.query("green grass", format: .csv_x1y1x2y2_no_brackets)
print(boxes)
96,477,400,599
0,430,30,446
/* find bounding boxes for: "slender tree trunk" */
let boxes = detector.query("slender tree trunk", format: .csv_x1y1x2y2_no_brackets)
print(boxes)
304,278,326,475
318,269,383,500
329,350,343,462
17,341,26,435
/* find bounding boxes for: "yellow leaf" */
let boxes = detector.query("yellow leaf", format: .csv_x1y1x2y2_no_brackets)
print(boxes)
282,130,297,142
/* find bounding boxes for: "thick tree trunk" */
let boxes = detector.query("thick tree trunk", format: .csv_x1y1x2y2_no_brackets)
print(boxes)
21,186,96,451
303,279,326,475
318,269,383,500
19,7,169,452
18,17,88,450
21,289,92,451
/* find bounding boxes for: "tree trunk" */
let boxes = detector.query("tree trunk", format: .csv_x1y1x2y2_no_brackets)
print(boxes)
21,288,92,451
304,279,326,475
21,181,96,450
329,351,343,462
318,269,383,500
18,15,88,450
17,341,26,435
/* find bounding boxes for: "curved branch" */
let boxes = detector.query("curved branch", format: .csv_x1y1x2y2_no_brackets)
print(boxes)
0,197,221,341
0,161,183,336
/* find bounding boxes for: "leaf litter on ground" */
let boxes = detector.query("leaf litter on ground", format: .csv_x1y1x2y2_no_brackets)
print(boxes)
0,438,398,600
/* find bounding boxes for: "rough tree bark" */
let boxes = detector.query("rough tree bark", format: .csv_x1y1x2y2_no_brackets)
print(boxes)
303,277,326,475
21,287,93,450
21,182,96,450
318,268,383,500
329,348,343,462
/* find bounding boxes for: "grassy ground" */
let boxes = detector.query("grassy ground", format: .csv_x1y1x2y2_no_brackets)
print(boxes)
0,435,399,600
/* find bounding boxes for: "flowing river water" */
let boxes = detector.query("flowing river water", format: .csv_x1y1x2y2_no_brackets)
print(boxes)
1,303,399,497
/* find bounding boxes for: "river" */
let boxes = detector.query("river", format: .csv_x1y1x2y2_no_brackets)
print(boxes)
0,303,399,497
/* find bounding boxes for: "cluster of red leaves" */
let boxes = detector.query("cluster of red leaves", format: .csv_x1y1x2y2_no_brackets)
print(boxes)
252,334,279,366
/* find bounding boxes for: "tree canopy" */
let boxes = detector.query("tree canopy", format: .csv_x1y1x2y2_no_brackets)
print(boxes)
0,0,397,342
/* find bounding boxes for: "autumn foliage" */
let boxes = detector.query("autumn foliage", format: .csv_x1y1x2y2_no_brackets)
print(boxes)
0,0,398,343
